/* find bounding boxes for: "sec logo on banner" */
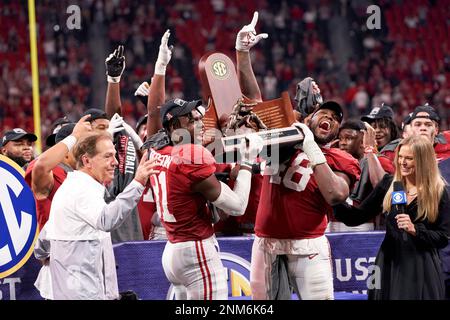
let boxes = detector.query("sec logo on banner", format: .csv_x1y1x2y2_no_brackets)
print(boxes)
0,155,38,279
166,252,252,299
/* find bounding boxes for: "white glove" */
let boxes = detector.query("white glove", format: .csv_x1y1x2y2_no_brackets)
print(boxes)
107,113,125,136
155,30,173,75
235,11,268,52
134,81,150,97
239,133,264,168
122,121,143,150
293,122,326,168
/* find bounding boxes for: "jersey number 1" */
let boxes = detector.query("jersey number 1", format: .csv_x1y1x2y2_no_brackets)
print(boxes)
149,172,176,222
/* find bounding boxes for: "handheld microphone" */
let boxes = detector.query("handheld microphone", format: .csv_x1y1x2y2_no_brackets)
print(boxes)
392,181,408,241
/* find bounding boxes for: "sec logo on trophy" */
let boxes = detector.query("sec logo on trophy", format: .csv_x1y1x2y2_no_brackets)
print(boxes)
0,155,38,279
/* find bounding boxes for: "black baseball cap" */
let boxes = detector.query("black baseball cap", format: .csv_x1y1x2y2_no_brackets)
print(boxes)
361,104,394,122
408,104,440,124
401,113,413,129
81,108,108,122
160,98,203,128
136,114,148,131
2,128,37,147
313,101,344,122
45,116,71,147
55,123,76,144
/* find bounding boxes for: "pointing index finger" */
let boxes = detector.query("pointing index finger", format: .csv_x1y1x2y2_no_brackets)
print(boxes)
162,29,170,45
250,11,259,28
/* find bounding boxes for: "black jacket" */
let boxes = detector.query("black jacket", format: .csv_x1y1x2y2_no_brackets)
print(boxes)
334,174,450,300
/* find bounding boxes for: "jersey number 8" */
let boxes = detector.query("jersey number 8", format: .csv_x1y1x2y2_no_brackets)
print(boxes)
269,152,313,192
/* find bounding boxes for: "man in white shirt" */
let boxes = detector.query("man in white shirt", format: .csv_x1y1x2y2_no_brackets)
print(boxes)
38,132,158,300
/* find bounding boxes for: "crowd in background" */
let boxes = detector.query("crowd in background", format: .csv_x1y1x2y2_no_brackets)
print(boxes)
1,0,449,144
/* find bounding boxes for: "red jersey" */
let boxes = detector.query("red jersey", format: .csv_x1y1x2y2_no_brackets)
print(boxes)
328,153,394,223
25,159,69,231
213,163,263,235
255,147,360,239
148,143,216,243
378,155,395,173
435,131,450,162
236,173,263,231
381,149,396,163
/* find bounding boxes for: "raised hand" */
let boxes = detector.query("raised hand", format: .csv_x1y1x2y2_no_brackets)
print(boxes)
105,45,126,83
134,81,150,106
235,11,268,52
294,77,323,118
107,113,125,136
122,121,143,150
134,81,150,97
155,30,173,75
362,121,377,153
72,114,93,139
312,80,321,95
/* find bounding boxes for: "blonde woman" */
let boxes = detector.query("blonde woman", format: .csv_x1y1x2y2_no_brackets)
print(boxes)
334,135,450,299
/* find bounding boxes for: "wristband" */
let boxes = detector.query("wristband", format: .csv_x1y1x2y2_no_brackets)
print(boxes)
107,75,120,83
61,135,77,151
240,161,254,170
364,146,376,154
154,62,166,76
235,44,249,52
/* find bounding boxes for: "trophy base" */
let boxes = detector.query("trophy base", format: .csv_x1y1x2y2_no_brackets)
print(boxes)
221,126,304,153
217,126,304,163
